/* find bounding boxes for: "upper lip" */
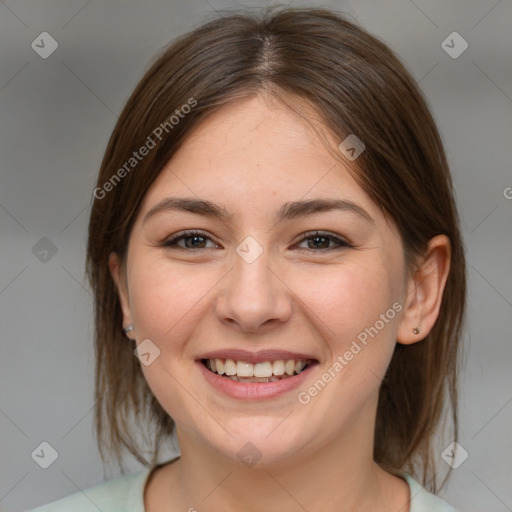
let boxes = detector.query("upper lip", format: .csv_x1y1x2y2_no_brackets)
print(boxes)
196,349,318,364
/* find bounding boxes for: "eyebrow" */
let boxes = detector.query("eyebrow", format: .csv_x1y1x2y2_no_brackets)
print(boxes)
142,197,374,225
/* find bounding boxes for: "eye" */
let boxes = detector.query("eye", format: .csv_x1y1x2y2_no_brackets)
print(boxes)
162,230,352,251
162,230,219,249
294,231,352,251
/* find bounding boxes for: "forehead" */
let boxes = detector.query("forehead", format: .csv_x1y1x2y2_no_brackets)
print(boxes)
138,94,379,223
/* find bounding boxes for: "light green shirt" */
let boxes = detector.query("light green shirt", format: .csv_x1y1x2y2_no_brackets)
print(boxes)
28,467,456,511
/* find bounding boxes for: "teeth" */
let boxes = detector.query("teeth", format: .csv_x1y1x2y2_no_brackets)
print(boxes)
227,375,282,383
272,360,285,375
236,361,253,377
215,358,224,375
205,358,312,379
295,360,306,373
285,360,295,375
254,361,273,378
224,359,237,376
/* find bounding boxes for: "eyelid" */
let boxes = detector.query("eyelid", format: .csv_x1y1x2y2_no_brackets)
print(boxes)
294,230,353,250
162,229,353,251
162,230,220,249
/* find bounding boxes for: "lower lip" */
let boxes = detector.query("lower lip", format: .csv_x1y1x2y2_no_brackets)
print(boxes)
197,360,317,400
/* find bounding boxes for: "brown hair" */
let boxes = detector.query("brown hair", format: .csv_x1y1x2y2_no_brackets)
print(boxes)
86,6,466,492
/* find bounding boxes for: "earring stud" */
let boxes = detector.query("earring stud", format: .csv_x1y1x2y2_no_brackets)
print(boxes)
123,324,134,334
412,326,421,335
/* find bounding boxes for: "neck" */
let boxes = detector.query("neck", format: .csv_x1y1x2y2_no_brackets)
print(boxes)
152,402,409,512
177,444,384,512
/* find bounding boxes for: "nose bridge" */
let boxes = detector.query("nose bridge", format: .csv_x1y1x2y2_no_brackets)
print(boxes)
216,237,291,332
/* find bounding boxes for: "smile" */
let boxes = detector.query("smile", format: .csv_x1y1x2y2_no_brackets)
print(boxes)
202,358,314,382
196,352,319,399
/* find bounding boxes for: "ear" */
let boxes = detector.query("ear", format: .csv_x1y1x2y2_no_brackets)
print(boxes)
397,234,451,345
109,252,135,338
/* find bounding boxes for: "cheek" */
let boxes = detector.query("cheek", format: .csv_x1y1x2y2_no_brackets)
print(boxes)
302,260,401,395
291,259,400,345
126,256,215,429
127,255,218,350
295,264,400,417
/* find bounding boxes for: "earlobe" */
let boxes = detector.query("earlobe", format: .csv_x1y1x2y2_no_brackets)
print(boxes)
108,252,134,337
396,235,451,345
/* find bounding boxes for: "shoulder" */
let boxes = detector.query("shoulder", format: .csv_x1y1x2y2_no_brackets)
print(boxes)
26,468,152,512
398,471,457,512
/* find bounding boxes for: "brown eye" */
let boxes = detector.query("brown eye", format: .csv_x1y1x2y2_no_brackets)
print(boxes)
162,230,351,252
295,231,352,251
163,231,219,249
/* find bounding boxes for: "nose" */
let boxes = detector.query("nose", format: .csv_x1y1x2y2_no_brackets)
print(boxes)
215,249,293,334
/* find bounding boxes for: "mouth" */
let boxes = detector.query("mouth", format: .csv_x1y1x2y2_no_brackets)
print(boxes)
200,357,317,383
196,349,319,399
195,349,320,401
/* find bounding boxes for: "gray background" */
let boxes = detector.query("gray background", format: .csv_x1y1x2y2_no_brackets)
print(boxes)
1,0,511,511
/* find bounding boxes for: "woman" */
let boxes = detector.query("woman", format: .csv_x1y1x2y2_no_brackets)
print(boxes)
30,6,466,511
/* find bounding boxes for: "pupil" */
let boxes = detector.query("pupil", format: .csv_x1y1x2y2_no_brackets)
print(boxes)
187,236,204,248
312,236,328,249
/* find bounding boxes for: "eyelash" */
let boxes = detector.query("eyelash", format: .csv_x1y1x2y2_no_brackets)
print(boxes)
162,230,352,252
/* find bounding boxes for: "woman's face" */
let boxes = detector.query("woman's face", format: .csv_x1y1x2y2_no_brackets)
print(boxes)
113,94,411,465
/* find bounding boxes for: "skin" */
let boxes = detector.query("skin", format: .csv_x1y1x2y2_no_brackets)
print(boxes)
110,93,451,512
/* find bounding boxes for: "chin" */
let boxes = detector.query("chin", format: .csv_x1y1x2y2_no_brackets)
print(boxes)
203,419,311,468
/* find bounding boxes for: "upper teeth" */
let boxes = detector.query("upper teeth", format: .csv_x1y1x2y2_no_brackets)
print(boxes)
206,359,309,377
